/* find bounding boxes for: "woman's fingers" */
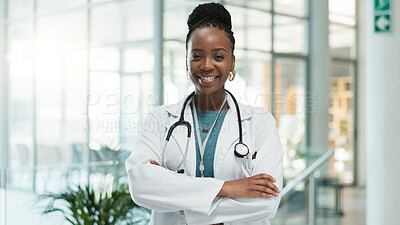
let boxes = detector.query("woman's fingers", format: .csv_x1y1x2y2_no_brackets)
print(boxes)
265,182,280,194
150,160,161,166
217,173,280,198
250,174,280,197
252,183,280,197
253,179,280,193
256,191,275,198
253,173,276,182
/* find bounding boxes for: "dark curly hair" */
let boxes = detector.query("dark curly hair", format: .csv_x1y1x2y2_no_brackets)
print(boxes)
186,2,235,54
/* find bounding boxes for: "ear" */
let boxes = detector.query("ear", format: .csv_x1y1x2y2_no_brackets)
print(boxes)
185,50,189,72
231,54,236,71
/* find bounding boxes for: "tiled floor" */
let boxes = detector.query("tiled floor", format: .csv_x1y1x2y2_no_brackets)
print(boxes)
318,186,366,225
272,186,366,225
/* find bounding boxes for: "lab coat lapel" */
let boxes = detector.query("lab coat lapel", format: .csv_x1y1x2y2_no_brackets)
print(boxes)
163,93,252,178
214,94,252,177
164,99,196,177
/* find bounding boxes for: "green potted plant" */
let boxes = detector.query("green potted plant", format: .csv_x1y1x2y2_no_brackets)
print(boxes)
38,144,151,225
38,183,142,225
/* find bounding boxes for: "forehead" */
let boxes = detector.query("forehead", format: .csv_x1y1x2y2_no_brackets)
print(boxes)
187,27,232,52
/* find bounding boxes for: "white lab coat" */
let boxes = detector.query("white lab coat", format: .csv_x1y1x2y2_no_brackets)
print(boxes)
125,94,283,225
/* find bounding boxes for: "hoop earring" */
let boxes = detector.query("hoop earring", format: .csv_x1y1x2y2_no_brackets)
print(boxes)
228,70,236,81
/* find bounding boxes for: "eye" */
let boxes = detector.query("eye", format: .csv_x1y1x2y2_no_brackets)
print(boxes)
215,54,225,61
191,54,201,60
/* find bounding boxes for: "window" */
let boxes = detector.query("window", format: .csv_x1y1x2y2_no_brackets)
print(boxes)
4,0,155,193
329,0,357,184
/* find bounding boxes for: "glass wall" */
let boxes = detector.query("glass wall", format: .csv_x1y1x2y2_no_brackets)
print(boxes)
6,0,155,184
0,0,364,224
4,1,155,224
4,0,368,224
328,0,357,184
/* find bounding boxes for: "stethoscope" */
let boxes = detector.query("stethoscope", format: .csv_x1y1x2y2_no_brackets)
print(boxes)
161,89,251,175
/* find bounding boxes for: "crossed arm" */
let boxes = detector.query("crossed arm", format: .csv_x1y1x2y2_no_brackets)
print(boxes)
149,159,280,199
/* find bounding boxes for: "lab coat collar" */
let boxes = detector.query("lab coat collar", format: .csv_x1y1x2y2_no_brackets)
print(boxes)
163,92,253,177
164,92,252,121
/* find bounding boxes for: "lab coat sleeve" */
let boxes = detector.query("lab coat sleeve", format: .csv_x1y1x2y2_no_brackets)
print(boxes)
125,109,225,214
184,111,283,224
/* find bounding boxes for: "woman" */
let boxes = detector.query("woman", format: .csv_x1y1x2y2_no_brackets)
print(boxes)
126,3,283,225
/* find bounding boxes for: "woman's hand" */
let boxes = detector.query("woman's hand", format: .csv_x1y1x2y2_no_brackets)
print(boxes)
149,160,161,166
217,174,280,198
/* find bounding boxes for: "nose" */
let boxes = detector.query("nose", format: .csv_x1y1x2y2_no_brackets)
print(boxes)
200,56,214,71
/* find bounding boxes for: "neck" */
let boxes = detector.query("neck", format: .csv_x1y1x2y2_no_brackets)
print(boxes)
194,88,228,111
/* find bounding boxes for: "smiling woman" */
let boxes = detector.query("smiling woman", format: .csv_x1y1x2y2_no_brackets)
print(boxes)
187,26,234,109
125,3,283,225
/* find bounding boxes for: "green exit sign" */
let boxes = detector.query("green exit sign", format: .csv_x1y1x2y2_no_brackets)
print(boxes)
374,0,392,33
375,15,391,32
375,0,390,11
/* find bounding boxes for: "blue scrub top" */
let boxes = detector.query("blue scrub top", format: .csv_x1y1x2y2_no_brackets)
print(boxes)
192,108,228,177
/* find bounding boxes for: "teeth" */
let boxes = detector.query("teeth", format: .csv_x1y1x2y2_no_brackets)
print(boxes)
200,76,216,81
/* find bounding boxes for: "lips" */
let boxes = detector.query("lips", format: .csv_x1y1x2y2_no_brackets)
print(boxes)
198,75,220,83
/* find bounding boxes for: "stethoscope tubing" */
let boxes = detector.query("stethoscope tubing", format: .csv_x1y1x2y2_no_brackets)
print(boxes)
161,89,248,173
224,89,243,143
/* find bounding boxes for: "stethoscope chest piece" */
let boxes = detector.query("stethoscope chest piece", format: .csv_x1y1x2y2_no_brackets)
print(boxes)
234,143,249,158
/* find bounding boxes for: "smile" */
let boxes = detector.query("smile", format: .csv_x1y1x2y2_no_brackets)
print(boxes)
198,75,220,83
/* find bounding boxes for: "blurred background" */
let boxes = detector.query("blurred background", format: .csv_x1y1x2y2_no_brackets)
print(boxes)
0,0,399,224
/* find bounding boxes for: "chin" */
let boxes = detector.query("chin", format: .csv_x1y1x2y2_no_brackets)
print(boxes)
195,86,225,96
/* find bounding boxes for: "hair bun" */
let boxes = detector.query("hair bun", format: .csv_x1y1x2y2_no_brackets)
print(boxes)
186,2,235,53
187,2,232,31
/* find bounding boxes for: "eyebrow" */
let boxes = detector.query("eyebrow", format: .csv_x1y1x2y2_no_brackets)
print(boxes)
191,48,228,53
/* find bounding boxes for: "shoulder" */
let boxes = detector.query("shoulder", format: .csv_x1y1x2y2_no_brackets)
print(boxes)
239,103,276,125
146,100,183,121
